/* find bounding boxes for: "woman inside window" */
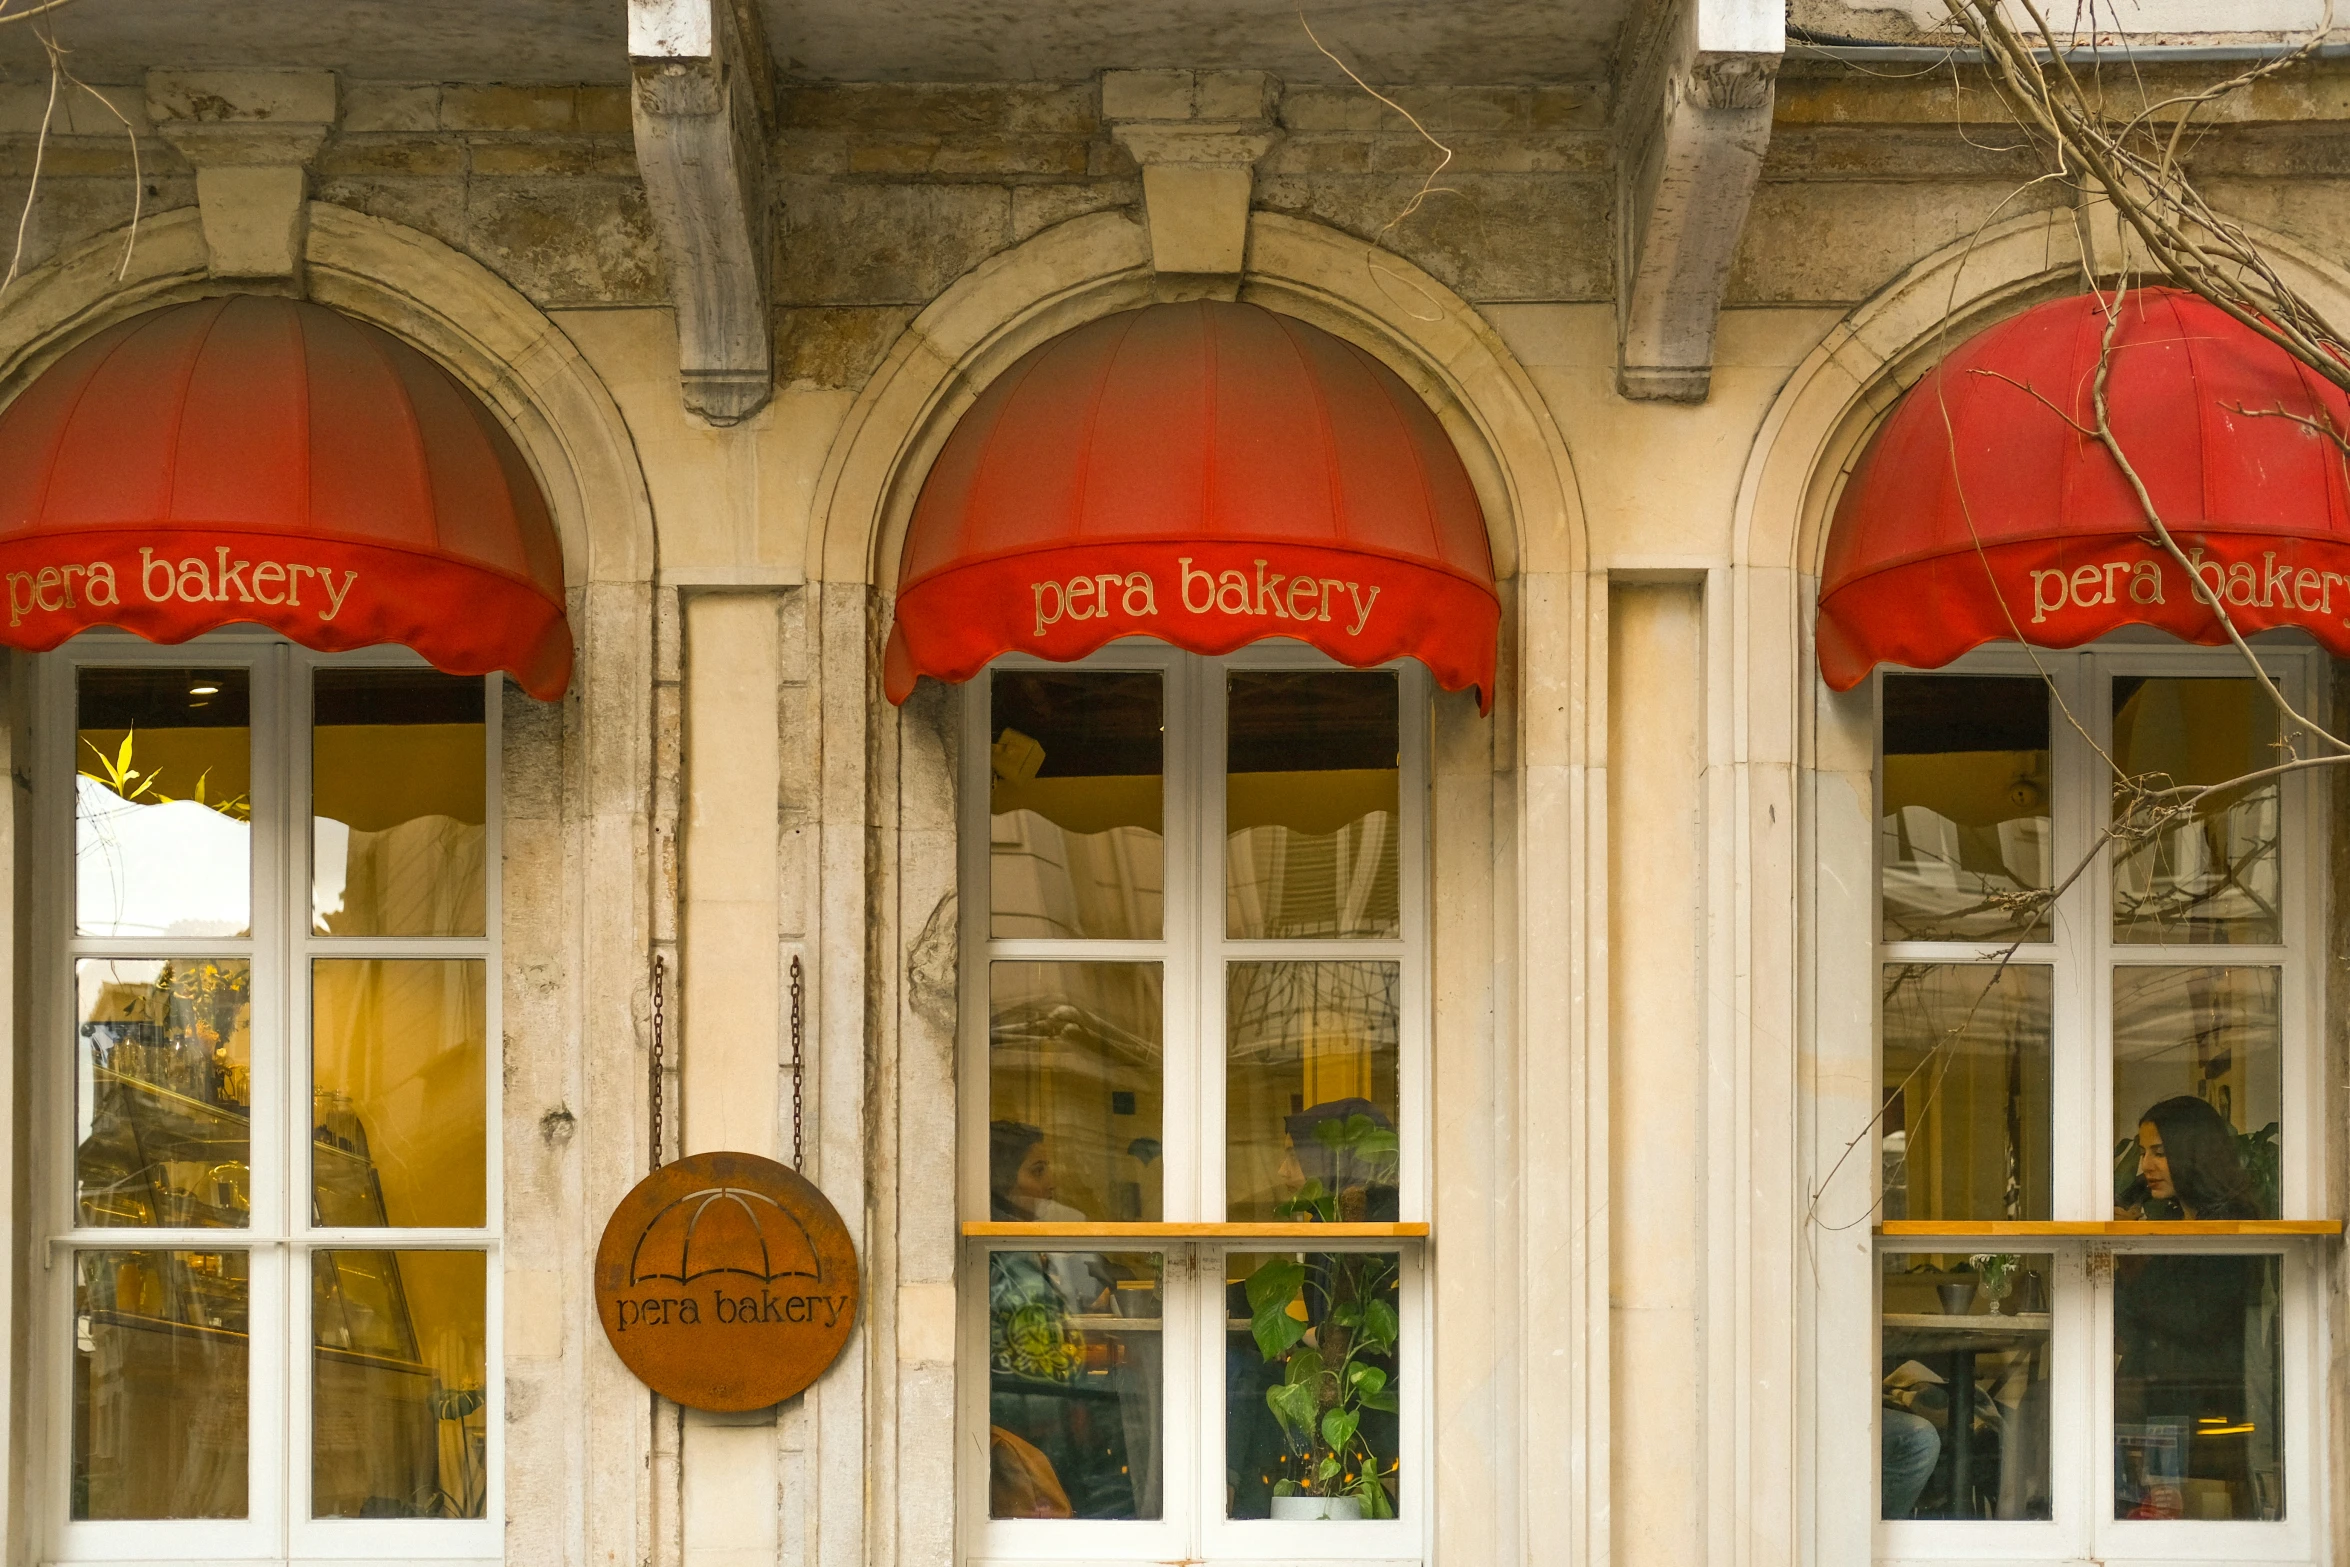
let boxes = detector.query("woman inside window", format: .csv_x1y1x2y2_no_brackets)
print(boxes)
2114,1095,2276,1521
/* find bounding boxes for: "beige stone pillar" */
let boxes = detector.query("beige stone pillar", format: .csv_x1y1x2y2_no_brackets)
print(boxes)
679,592,786,1567
1607,581,1709,1567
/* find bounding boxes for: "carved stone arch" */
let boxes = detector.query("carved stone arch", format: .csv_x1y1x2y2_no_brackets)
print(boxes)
806,207,1583,592
0,202,658,590
0,199,658,1567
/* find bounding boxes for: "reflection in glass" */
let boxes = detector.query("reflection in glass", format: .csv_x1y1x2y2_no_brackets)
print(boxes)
1227,671,1400,940
76,960,252,1228
989,963,1164,1223
987,1251,1162,1519
2115,1253,2283,1520
990,671,1163,941
1227,962,1400,1223
2113,967,2280,1220
2112,678,2282,944
77,668,251,939
313,670,486,937
1879,1252,2052,1520
313,1250,487,1519
1879,965,2051,1222
1228,1250,1401,1520
72,1249,249,1519
1881,676,2052,943
312,960,487,1228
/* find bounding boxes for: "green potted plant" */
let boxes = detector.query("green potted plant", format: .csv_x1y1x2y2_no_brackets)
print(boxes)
1245,1113,1402,1521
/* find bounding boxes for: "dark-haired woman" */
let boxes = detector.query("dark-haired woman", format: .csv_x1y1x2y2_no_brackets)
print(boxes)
2112,1096,2270,1520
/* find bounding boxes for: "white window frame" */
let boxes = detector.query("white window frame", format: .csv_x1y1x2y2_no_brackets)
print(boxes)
1867,637,2329,1567
29,629,504,1566
955,639,1433,1565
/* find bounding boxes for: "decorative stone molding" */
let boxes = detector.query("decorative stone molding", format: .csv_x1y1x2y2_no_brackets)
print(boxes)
145,70,334,281
1613,0,1782,402
630,0,774,425
1104,69,1280,279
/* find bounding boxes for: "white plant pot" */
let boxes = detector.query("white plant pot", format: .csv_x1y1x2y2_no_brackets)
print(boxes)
1270,1494,1364,1522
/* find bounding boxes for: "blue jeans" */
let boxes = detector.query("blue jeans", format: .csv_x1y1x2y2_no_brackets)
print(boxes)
1882,1407,1940,1519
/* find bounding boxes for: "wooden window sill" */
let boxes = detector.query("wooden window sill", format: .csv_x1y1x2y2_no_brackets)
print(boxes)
962,1221,1429,1239
1877,1219,2341,1237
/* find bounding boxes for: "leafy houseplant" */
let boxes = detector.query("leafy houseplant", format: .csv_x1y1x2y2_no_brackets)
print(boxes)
1244,1113,1403,1520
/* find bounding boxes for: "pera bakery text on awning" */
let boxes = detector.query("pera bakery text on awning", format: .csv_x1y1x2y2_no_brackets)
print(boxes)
1816,286,2350,690
881,300,1501,711
0,295,572,697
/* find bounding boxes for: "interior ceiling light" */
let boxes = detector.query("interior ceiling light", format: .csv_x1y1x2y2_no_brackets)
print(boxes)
189,683,220,696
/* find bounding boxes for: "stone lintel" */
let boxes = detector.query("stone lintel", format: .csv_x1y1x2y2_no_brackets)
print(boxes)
1614,0,1782,402
631,0,773,425
147,70,335,282
1103,69,1281,279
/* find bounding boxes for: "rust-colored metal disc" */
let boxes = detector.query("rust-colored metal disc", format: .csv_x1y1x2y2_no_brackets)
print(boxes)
594,1151,860,1411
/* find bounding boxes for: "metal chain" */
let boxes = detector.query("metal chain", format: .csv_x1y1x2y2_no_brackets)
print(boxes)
788,955,805,1171
649,954,666,1171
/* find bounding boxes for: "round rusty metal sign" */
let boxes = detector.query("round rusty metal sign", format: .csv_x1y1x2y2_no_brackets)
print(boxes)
595,1151,860,1411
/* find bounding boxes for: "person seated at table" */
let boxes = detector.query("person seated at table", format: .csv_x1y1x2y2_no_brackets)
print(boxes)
1882,1361,1944,1519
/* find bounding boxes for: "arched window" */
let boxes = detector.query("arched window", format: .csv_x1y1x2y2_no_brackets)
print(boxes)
958,642,1430,1556
36,633,502,1561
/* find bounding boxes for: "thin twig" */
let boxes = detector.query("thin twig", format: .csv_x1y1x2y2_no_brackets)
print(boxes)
1298,11,1460,322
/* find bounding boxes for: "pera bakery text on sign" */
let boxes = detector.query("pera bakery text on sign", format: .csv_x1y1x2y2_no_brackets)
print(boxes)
6,545,362,629
594,1151,861,1412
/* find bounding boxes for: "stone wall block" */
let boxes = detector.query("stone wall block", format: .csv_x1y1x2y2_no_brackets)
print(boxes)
467,179,664,305
1011,180,1137,243
442,84,586,132
316,135,466,179
471,138,642,179
774,180,1011,304
774,306,919,390
311,176,469,252
147,67,336,125
342,84,440,135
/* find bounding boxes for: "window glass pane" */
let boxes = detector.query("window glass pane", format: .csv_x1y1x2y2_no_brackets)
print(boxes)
2115,1253,2283,1520
312,960,487,1228
2112,677,2281,944
1227,962,1400,1223
76,959,251,1228
1227,671,1400,940
990,671,1163,941
313,670,486,937
1879,1251,2052,1520
989,962,1163,1223
987,1250,1162,1519
72,1249,249,1519
77,668,250,939
1880,675,2051,943
1228,1250,1402,1520
1880,964,2051,1222
313,1249,487,1519
2113,967,2280,1220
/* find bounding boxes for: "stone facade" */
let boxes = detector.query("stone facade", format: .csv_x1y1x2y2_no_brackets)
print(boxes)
4,22,2350,1567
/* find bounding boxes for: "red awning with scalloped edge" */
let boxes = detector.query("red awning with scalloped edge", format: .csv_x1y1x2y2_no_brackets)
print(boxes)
0,294,572,698
882,301,1500,712
1818,287,2350,690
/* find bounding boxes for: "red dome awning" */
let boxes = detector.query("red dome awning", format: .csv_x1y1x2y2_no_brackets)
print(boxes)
0,295,572,698
1818,287,2350,690
882,301,1500,711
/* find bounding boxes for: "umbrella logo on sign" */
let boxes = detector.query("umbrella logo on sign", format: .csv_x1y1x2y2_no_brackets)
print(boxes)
629,1186,822,1285
595,1151,860,1411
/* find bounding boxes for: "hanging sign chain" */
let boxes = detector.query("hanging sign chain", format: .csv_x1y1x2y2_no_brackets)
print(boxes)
649,954,667,1171
788,955,805,1172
